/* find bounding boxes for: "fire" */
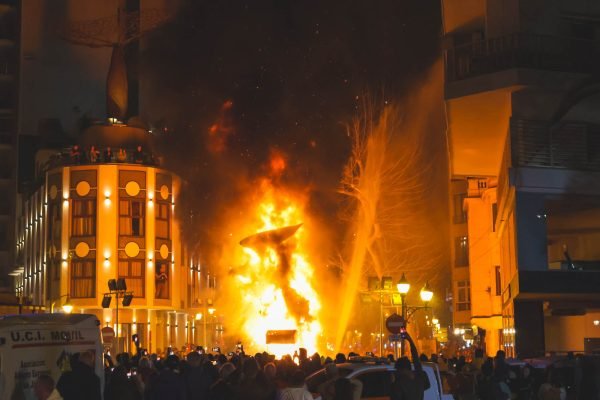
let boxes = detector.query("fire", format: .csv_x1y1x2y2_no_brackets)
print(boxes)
234,179,322,358
269,149,287,176
207,100,234,153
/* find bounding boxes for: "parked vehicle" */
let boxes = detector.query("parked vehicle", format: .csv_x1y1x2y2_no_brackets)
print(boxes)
306,359,454,400
0,313,104,400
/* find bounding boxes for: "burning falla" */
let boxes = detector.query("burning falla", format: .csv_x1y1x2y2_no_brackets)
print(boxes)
240,224,311,323
233,183,322,358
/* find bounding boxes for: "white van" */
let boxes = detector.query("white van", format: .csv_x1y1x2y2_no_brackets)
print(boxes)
306,360,454,400
0,313,104,400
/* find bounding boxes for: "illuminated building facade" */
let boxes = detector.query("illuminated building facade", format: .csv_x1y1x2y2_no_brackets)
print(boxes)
6,1,223,353
443,0,600,356
13,124,191,353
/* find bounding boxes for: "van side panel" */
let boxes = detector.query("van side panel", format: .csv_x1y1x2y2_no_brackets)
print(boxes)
0,315,103,400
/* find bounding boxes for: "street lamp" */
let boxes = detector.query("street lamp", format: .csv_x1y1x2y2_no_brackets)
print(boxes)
362,274,435,358
397,273,410,295
50,294,73,313
62,300,73,314
420,282,434,303
102,278,134,354
395,274,434,357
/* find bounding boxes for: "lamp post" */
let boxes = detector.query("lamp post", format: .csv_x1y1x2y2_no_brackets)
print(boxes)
102,278,134,355
50,294,73,314
362,275,434,358
396,274,434,357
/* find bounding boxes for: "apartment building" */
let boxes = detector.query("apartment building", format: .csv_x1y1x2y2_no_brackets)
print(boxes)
443,0,600,356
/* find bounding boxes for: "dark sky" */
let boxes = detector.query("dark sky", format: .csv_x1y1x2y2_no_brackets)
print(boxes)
141,0,444,265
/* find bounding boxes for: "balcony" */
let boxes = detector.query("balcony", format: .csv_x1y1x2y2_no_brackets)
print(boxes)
43,146,161,173
445,33,600,82
511,118,600,171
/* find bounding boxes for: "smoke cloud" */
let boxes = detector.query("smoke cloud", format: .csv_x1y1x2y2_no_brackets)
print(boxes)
139,0,447,349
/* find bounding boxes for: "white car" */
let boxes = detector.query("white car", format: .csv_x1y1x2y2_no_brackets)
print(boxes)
305,360,454,400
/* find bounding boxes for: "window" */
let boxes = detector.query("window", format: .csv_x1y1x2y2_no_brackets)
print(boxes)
156,202,170,239
457,280,471,311
155,261,169,299
119,199,145,236
453,193,467,224
118,259,144,297
0,222,8,251
355,371,393,398
455,236,469,267
495,266,502,296
492,203,498,232
71,259,95,298
72,199,96,236
570,22,595,40
47,203,61,244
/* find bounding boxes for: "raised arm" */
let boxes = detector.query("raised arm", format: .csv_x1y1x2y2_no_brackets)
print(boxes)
404,331,422,373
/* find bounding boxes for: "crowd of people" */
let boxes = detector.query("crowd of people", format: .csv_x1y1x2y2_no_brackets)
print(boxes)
32,349,340,400
63,144,158,166
426,348,599,400
30,332,429,400
31,338,599,400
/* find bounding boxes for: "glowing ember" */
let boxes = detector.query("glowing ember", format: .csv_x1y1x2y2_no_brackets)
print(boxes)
234,180,322,358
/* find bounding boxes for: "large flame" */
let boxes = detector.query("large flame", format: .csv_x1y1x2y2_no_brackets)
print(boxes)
233,178,322,358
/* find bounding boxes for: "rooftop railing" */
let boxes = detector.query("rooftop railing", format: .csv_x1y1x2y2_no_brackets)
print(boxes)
445,33,600,82
43,146,161,172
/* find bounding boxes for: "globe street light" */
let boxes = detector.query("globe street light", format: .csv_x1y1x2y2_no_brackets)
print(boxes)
62,298,74,313
395,275,434,357
397,273,410,295
420,282,434,303
50,294,73,313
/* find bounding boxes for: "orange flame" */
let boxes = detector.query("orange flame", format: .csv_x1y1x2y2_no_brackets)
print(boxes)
233,178,322,358
269,149,287,176
207,100,234,153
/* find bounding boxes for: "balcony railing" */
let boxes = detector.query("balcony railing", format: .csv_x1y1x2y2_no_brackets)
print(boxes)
511,118,600,171
445,33,600,82
43,146,161,173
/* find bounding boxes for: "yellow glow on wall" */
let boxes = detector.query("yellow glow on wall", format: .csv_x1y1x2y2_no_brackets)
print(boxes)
147,250,154,268
103,249,111,267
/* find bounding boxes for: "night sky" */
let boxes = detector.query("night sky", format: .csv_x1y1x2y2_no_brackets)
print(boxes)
140,0,445,279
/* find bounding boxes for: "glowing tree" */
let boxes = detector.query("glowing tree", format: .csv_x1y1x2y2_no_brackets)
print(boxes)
335,67,445,350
